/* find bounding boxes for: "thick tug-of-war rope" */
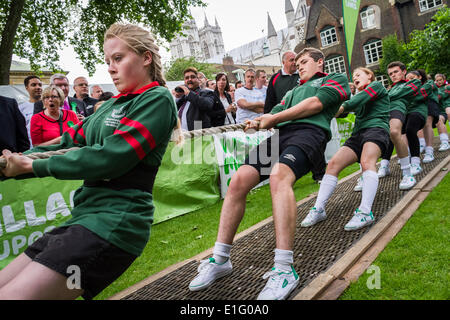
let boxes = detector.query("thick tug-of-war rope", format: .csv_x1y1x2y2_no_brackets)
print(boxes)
0,123,249,169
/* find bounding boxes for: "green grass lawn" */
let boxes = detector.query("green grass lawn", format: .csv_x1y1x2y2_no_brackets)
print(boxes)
339,172,450,300
96,164,360,300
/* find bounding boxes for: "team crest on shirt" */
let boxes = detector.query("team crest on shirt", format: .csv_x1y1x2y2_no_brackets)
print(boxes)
310,78,324,88
105,105,127,128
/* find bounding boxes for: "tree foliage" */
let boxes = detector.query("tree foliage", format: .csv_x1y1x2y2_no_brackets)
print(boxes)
164,57,219,81
0,0,206,84
406,6,450,76
378,34,412,79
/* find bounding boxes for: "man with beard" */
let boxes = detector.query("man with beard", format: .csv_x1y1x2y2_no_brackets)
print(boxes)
173,67,215,131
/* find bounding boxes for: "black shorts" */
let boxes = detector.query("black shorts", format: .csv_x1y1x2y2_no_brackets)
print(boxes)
244,123,328,182
24,224,137,300
389,110,406,123
401,112,426,134
427,100,441,127
343,127,390,162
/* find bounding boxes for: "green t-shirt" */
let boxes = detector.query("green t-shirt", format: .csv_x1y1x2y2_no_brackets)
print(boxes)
271,72,351,139
437,84,450,111
29,83,178,256
407,80,435,120
388,79,421,114
342,81,389,134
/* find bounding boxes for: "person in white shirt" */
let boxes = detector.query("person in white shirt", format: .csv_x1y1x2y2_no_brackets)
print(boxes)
234,69,265,123
254,69,268,100
18,75,42,148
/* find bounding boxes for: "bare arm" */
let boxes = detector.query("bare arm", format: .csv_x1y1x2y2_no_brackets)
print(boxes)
270,96,323,125
35,136,62,147
236,99,264,113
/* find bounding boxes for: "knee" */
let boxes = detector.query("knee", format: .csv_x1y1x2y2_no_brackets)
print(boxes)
227,169,255,196
390,128,401,139
326,158,340,175
269,165,294,192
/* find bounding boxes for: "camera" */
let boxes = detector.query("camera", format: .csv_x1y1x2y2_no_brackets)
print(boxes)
174,86,184,94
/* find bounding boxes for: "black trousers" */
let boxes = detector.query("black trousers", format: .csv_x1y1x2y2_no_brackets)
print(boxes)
402,112,425,158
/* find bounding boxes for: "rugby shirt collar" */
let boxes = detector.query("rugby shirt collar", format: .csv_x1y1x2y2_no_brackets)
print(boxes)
300,71,328,85
113,81,160,98
392,79,407,87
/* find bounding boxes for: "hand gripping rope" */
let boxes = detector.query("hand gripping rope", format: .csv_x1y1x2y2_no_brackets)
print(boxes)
0,123,249,169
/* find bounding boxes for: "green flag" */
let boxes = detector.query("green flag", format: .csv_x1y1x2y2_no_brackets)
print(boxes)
342,0,361,67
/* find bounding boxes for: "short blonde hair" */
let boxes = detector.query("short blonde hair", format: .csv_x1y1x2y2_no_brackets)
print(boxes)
354,67,375,82
42,85,65,107
104,23,166,86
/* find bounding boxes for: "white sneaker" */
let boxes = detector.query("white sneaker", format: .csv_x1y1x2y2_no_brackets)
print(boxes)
423,152,434,163
377,165,390,178
410,164,423,176
439,141,450,151
353,176,363,192
189,257,232,291
344,209,374,231
301,207,327,227
257,266,299,300
399,175,416,190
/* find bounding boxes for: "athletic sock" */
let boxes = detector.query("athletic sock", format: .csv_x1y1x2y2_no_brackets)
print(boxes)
359,170,378,213
419,137,426,147
411,156,421,166
439,133,449,143
399,157,411,176
313,174,338,211
213,242,232,264
425,146,434,154
274,248,294,272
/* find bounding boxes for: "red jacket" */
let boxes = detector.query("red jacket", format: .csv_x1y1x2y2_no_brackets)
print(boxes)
30,109,79,146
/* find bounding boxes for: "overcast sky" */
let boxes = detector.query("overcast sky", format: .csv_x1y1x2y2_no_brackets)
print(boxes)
19,0,300,85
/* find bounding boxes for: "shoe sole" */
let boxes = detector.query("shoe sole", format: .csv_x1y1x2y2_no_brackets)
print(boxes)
353,187,362,192
301,216,327,228
257,279,300,300
189,268,233,292
344,219,374,231
377,172,390,178
399,183,416,190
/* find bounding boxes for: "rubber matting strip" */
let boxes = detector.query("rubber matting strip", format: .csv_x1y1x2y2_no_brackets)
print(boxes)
122,142,449,300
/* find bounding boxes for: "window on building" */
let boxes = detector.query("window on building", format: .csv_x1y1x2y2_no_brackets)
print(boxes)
419,0,442,12
363,39,383,65
189,37,195,56
177,44,183,58
263,42,270,56
360,6,376,29
203,42,210,59
320,26,338,47
325,55,346,74
376,75,389,88
214,40,220,55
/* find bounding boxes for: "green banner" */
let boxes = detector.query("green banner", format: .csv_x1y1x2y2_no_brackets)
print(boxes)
343,0,361,66
153,136,220,224
336,113,356,145
0,177,81,269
